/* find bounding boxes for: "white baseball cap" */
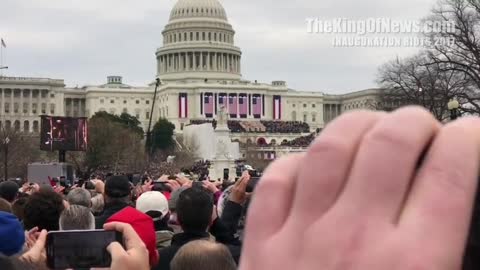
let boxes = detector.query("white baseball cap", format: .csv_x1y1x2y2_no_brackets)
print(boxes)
136,191,169,218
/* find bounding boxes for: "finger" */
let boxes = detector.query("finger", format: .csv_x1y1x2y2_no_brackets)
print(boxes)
30,230,47,254
336,107,440,222
238,175,250,191
28,227,39,235
107,241,127,257
245,154,304,242
290,110,384,226
400,117,480,263
104,222,145,250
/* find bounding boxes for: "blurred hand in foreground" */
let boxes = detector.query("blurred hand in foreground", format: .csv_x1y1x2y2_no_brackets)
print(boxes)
241,107,480,270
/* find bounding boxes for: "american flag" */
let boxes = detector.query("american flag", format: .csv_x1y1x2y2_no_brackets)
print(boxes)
229,95,237,116
204,95,214,115
273,96,282,120
252,95,262,116
179,93,188,118
239,95,247,115
218,94,228,106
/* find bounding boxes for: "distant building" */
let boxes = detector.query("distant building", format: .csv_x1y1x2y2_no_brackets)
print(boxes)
0,0,381,135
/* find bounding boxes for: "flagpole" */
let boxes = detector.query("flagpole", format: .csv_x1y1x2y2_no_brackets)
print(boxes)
0,38,6,76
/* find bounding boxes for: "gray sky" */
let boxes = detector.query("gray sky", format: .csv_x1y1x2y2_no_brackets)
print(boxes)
0,0,438,94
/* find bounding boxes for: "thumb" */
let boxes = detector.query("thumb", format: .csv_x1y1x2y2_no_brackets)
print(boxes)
107,241,127,257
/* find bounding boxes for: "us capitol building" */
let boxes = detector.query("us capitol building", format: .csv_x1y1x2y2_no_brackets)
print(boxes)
0,0,380,145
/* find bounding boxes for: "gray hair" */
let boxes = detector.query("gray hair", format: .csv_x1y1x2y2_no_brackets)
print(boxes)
59,205,95,230
66,189,92,208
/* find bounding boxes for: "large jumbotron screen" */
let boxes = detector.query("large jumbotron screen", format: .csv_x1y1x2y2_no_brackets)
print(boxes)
40,116,88,152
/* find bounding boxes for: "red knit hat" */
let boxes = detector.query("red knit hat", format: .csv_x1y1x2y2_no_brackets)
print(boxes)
106,206,159,266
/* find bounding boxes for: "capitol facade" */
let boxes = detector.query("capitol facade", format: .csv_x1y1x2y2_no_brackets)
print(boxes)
0,0,381,140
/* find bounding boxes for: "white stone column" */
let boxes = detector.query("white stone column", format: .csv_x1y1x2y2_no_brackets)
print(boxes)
236,93,239,116
193,52,197,70
37,90,41,116
181,53,185,71
186,52,190,71
10,90,14,116
227,54,230,72
221,54,224,71
20,90,24,116
207,52,210,71
0,88,5,114
200,52,203,70
214,53,217,71
233,56,237,73
166,55,169,72
29,90,33,116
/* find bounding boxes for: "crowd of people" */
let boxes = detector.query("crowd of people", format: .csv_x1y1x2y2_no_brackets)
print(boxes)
279,133,316,147
0,171,247,270
260,120,310,133
0,108,480,270
188,119,311,134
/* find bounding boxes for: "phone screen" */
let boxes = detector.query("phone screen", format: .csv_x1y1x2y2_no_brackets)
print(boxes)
46,230,123,269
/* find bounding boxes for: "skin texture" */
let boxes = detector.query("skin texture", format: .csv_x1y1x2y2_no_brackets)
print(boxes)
240,107,480,270
104,222,150,270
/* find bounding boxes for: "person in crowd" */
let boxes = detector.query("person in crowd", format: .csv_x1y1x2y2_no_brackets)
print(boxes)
0,198,12,213
136,191,174,249
0,181,19,203
59,205,95,230
168,186,189,233
66,188,91,208
170,240,237,270
90,180,105,215
23,190,65,231
106,207,159,268
11,196,28,222
95,175,131,228
156,186,242,270
0,211,25,256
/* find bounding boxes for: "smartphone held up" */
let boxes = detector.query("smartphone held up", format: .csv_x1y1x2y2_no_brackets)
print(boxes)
46,230,123,269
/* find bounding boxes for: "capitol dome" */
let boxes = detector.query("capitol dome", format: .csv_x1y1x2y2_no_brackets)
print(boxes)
156,0,242,82
169,0,228,21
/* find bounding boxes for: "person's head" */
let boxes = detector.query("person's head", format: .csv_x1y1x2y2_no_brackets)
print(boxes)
136,191,169,222
0,181,19,203
0,198,11,213
11,196,28,221
170,240,236,270
0,212,25,256
104,176,131,204
66,188,91,208
23,190,65,231
59,205,95,230
168,186,189,213
176,187,214,232
107,207,159,267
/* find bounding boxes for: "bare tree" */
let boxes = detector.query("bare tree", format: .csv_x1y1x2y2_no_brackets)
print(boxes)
426,0,480,114
377,52,470,120
0,125,50,180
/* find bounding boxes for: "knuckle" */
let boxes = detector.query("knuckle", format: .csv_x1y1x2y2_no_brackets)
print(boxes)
308,135,352,159
363,125,416,151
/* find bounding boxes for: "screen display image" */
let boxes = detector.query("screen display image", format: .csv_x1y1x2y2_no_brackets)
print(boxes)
46,230,122,269
40,116,87,151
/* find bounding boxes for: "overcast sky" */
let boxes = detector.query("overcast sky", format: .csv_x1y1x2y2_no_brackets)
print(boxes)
0,0,438,94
